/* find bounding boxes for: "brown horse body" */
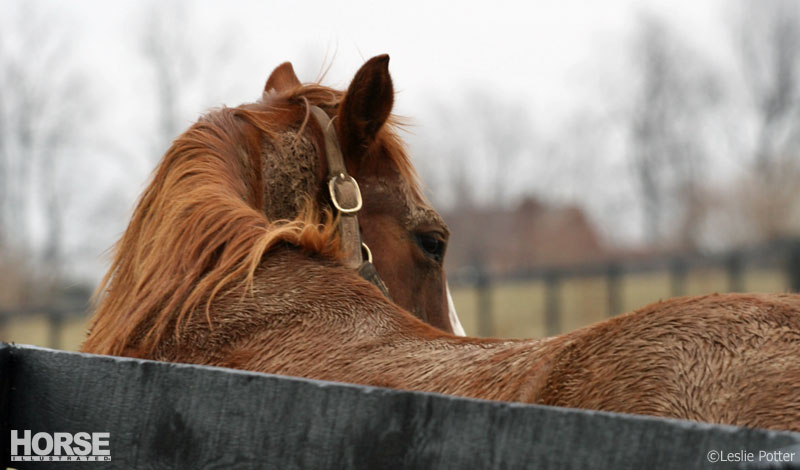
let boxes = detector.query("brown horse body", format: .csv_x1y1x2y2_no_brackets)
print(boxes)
83,56,800,432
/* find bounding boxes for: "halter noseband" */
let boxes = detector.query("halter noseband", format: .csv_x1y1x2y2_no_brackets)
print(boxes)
309,106,390,298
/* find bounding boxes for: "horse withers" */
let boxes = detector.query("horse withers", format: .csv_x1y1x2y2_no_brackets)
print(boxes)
83,55,800,432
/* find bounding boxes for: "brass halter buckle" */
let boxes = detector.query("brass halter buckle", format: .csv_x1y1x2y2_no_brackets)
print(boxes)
328,173,363,214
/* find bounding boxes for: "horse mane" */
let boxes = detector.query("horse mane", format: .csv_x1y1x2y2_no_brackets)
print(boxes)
83,81,422,357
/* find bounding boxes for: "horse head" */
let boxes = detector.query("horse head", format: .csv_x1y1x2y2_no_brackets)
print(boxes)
261,55,463,335
84,55,463,358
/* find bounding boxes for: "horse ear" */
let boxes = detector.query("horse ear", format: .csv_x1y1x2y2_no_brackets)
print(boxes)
265,62,301,93
337,54,394,161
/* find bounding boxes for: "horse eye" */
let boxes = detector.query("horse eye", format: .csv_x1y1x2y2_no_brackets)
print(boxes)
415,233,445,262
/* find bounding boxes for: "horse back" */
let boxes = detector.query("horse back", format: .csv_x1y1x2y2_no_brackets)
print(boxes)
537,293,800,431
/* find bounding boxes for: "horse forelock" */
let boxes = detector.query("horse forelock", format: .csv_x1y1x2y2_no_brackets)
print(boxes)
84,81,421,358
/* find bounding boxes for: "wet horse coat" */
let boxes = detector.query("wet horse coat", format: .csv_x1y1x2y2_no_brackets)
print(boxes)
83,56,800,432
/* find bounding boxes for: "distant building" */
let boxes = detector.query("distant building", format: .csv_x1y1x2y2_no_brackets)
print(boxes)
443,197,607,277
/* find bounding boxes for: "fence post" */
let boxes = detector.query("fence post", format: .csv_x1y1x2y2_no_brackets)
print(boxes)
670,259,687,297
545,270,561,336
606,263,622,317
726,252,744,292
476,266,493,337
788,241,800,293
48,311,62,350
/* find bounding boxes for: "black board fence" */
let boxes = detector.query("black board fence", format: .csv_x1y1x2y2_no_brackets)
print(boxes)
453,238,800,337
2,343,799,469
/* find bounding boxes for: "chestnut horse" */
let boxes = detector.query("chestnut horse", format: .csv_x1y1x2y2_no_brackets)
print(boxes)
83,55,800,432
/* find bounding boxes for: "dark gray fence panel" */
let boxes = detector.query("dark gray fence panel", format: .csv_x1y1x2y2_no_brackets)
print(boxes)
1,344,10,463
2,343,799,470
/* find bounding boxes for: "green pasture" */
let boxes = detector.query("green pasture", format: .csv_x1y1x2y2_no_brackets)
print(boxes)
0,313,88,351
0,267,792,350
452,267,790,338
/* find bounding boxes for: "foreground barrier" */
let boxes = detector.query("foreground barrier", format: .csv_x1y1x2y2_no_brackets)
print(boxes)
1,343,798,469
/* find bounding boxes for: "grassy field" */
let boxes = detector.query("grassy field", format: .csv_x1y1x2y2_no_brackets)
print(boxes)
452,266,790,338
1,314,88,351
0,267,792,350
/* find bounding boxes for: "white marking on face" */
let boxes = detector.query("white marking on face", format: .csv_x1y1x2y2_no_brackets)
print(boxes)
446,283,466,336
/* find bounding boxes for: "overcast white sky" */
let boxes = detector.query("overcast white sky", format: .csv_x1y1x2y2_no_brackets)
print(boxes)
69,0,728,121
5,0,736,281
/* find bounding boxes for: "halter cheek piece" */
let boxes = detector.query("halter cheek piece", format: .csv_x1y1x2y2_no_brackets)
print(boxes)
309,106,391,299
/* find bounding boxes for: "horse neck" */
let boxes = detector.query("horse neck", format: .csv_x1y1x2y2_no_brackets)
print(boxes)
172,247,565,403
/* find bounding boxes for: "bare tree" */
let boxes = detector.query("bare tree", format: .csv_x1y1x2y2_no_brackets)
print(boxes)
140,2,239,158
0,2,92,283
729,0,800,240
409,90,543,277
412,90,539,211
469,90,539,206
626,13,719,248
736,0,800,172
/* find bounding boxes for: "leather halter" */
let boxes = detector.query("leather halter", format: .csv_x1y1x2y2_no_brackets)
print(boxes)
309,106,390,298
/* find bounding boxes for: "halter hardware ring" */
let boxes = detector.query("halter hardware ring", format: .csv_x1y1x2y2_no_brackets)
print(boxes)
328,173,363,214
361,243,373,264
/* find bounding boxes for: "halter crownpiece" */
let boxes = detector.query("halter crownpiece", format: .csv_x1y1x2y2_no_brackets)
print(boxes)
309,105,390,298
